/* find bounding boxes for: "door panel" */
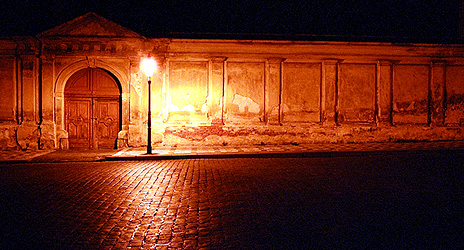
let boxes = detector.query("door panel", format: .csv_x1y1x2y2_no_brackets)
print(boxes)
92,69,120,96
64,69,91,95
66,98,92,149
65,68,120,149
94,99,120,149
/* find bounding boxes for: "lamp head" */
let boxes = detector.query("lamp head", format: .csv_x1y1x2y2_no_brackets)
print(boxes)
141,57,157,78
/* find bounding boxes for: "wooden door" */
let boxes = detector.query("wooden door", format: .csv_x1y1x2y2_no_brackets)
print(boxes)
66,98,92,149
65,68,120,149
94,98,120,149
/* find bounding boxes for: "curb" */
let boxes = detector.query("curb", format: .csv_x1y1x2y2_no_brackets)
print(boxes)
104,148,464,161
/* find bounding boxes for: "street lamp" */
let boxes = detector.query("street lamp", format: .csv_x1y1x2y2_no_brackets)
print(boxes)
141,57,157,154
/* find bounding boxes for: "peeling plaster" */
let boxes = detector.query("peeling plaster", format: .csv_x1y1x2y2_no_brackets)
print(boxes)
201,96,209,113
182,105,195,112
232,94,260,113
167,96,180,112
131,73,143,96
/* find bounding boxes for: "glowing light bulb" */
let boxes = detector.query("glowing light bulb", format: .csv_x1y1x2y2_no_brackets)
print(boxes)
141,58,157,78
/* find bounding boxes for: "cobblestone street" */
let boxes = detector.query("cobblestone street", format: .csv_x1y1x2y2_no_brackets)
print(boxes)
1,151,464,249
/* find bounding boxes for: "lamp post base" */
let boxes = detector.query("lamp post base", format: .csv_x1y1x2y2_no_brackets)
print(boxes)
147,128,152,154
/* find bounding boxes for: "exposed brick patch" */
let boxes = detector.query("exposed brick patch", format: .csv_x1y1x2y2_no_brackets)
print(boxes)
164,125,302,141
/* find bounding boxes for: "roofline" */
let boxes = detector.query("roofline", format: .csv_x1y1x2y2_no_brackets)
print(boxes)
37,12,145,39
149,31,464,46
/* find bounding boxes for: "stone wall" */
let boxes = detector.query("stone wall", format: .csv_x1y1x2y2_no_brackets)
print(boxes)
1,13,464,150
153,47,464,146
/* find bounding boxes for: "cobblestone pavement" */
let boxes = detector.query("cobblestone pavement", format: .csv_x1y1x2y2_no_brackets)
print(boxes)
1,151,463,249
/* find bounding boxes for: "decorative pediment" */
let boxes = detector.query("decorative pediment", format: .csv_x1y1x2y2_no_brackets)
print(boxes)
38,12,144,39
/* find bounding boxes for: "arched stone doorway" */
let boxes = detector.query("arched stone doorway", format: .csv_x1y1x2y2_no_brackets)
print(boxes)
64,68,121,149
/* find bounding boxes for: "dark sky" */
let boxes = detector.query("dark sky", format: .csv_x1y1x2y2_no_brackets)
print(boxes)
1,0,461,42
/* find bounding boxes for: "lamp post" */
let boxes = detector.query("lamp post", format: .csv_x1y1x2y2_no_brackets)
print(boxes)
141,57,157,154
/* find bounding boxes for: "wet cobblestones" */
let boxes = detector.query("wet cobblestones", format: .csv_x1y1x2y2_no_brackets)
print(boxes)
1,152,464,249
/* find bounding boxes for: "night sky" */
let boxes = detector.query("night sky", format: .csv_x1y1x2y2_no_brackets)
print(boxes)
1,0,461,42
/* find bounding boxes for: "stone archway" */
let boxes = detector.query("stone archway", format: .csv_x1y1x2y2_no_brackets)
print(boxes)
64,68,121,149
54,59,130,149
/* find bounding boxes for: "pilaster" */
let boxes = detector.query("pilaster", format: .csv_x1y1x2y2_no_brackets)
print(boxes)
431,60,446,126
322,59,342,125
209,57,227,125
377,60,394,125
21,54,37,122
266,58,285,125
41,55,55,123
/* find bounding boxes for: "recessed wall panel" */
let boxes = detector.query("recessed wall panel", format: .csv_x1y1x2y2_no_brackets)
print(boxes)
393,65,429,124
446,66,464,126
169,61,208,122
0,57,15,121
226,62,265,123
339,63,376,123
282,62,321,122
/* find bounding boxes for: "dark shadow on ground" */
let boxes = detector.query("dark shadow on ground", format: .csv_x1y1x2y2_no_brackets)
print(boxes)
31,149,120,162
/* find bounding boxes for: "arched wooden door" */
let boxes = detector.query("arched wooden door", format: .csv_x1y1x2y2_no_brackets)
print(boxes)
65,68,121,149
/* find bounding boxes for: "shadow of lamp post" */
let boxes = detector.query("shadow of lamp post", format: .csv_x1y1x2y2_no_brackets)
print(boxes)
141,57,157,154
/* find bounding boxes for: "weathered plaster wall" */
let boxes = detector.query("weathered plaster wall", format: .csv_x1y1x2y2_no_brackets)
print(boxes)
2,14,464,150
157,37,464,146
282,62,321,123
393,65,430,124
226,62,265,123
167,61,209,123
0,38,48,150
446,65,464,126
0,56,15,122
339,63,376,123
